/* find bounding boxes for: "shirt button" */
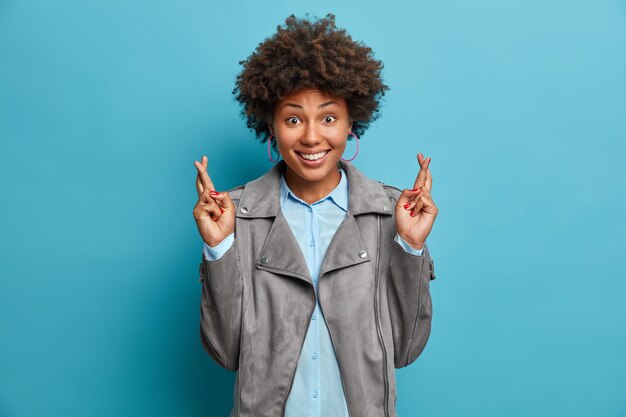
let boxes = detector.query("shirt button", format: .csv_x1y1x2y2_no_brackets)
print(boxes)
307,207,312,213
312,353,318,360
312,391,319,399
311,314,317,320
309,239,315,247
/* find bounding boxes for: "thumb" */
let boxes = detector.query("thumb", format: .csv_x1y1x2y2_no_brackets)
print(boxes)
210,191,234,212
397,188,420,207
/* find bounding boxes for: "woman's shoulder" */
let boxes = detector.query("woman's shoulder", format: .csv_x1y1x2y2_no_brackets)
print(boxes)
378,181,403,203
225,184,246,202
346,162,404,204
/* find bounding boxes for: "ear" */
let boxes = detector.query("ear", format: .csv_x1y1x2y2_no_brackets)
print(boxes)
348,120,354,133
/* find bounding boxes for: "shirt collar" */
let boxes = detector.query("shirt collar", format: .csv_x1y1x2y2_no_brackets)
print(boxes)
279,168,349,212
235,160,392,219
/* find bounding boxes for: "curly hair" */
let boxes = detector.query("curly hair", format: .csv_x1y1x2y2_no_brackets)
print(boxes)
232,13,390,146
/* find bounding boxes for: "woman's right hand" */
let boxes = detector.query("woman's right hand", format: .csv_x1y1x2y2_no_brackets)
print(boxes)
192,155,235,247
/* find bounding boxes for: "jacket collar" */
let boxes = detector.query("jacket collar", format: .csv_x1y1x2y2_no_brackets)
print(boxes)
279,167,348,212
236,160,392,218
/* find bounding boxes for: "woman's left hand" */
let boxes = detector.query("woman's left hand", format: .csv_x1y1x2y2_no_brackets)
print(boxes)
395,153,439,250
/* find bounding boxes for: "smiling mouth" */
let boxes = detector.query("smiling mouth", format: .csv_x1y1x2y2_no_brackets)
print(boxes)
296,150,330,161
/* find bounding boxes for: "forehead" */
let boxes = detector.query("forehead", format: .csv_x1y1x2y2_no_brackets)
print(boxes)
277,88,347,109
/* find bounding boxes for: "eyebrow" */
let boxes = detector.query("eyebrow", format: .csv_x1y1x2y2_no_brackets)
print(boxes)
282,101,338,110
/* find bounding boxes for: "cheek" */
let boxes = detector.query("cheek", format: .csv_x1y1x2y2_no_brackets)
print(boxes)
329,135,348,150
275,131,298,150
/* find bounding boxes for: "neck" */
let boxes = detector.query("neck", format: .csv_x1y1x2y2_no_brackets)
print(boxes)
284,166,341,205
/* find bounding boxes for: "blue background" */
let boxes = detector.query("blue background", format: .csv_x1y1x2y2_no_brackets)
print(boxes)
1,0,625,416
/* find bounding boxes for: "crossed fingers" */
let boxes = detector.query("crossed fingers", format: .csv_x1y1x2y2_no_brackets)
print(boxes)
413,153,432,192
194,156,216,196
194,155,223,220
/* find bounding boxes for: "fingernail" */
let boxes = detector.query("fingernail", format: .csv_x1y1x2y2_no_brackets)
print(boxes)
412,188,420,192
210,191,219,196
418,153,423,158
220,208,224,213
410,211,416,217
404,203,411,209
427,157,431,163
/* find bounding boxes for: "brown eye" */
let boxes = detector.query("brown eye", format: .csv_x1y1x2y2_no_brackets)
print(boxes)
324,115,336,123
287,117,300,125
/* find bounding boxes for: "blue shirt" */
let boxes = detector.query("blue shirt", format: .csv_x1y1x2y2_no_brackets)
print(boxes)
203,168,423,417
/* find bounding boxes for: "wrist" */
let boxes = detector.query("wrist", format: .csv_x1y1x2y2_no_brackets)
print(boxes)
204,237,225,248
398,233,424,250
203,229,235,248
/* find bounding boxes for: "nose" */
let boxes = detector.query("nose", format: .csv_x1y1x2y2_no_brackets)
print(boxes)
300,123,322,146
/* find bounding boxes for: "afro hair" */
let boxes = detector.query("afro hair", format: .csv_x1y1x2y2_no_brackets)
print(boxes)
232,13,390,146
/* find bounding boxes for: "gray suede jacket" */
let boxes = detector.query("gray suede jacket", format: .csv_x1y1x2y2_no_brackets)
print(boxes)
198,159,436,417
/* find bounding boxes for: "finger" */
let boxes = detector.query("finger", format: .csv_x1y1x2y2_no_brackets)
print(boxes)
402,198,418,211
201,189,222,215
202,205,222,221
196,172,203,196
412,189,437,217
194,160,207,195
401,186,427,210
195,156,208,195
397,188,422,206
412,154,431,190
193,201,221,222
200,198,223,221
411,195,425,216
419,188,439,216
417,153,430,192
194,155,209,194
194,155,216,192
208,190,225,214
425,166,432,193
210,190,234,212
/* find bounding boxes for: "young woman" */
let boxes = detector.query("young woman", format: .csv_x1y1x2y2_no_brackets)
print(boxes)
192,14,439,417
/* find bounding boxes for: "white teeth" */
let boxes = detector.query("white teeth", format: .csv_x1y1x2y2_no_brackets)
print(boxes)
299,151,328,161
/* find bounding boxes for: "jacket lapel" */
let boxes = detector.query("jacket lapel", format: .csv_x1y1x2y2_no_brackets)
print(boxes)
238,160,395,282
256,209,313,284
318,211,371,278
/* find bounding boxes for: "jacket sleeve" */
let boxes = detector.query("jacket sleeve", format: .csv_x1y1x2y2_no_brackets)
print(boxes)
387,238,436,368
198,239,242,371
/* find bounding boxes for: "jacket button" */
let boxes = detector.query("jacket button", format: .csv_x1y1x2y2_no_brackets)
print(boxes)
383,205,390,212
240,207,248,214
359,251,367,258
260,256,269,265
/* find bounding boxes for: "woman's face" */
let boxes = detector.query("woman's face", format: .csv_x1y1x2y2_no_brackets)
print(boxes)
269,88,353,194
